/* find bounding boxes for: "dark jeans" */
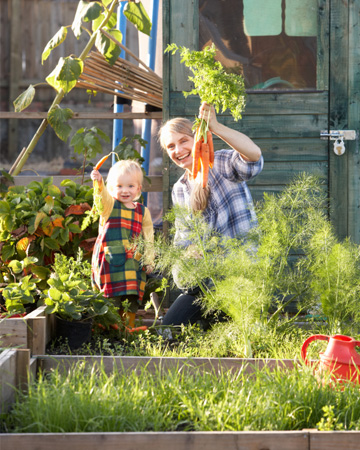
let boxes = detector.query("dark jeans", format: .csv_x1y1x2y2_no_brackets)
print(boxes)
162,286,209,327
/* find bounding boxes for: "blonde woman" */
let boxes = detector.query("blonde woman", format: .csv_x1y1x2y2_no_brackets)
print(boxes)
158,102,263,326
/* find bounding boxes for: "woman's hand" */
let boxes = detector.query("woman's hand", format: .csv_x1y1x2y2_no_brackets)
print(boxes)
91,169,102,183
198,102,218,132
198,102,262,162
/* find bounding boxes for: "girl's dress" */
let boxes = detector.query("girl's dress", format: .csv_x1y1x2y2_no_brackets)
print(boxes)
91,181,154,302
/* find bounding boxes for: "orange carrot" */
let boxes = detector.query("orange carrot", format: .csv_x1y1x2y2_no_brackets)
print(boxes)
200,142,210,188
207,131,215,168
192,138,202,179
94,153,111,170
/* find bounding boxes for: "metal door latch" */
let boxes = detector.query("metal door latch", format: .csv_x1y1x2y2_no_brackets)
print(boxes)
320,130,357,155
320,130,357,140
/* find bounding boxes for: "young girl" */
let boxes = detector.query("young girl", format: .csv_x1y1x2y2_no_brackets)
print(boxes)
90,159,154,328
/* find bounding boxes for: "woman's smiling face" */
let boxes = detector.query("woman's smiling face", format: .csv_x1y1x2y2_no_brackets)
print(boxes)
163,130,194,172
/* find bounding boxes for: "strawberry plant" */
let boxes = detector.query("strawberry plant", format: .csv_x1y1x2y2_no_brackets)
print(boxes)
0,177,97,288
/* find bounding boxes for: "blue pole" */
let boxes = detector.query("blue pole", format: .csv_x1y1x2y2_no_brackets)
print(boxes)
141,0,159,204
112,2,128,166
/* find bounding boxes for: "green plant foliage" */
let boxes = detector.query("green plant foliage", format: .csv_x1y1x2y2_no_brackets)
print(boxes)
72,0,103,38
0,178,97,288
124,1,152,36
41,27,68,64
46,56,84,94
95,28,122,65
2,274,39,314
42,250,111,321
13,85,36,113
5,362,360,433
153,174,360,355
165,43,246,121
47,106,74,141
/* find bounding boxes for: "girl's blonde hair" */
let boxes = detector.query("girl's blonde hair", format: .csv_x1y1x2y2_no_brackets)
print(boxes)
106,159,143,200
158,118,210,212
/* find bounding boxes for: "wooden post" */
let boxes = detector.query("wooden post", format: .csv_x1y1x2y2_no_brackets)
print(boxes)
8,0,22,160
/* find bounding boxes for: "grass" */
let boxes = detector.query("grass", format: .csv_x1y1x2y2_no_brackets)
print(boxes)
3,360,360,433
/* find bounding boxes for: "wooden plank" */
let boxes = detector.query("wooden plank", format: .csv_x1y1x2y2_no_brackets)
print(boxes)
0,112,163,120
169,91,329,116
8,175,163,193
0,349,17,414
329,0,349,239
169,0,198,92
253,138,328,162
310,430,360,449
8,0,22,160
347,0,360,243
0,431,310,450
317,0,330,90
0,306,48,353
0,316,28,349
15,348,30,393
250,161,328,186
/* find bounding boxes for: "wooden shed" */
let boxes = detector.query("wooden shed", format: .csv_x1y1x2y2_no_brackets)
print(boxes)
1,0,359,242
162,0,360,242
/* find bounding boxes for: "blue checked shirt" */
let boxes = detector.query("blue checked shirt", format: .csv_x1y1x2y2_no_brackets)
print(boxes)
172,149,264,246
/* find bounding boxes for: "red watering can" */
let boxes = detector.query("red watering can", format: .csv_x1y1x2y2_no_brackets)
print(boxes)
301,334,360,384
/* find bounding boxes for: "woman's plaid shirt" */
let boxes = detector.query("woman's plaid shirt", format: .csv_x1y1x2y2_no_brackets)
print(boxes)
172,149,264,246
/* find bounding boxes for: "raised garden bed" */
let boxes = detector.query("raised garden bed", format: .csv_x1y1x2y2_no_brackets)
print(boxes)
0,306,53,355
2,353,360,450
3,430,360,450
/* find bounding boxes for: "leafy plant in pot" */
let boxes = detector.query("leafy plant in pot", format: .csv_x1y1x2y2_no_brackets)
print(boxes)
43,276,112,349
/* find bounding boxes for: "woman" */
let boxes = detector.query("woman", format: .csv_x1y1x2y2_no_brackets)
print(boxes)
158,102,263,326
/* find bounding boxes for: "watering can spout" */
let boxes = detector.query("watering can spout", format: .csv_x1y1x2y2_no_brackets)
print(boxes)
301,334,360,384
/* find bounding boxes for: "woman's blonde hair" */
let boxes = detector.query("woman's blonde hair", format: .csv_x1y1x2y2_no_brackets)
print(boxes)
106,159,143,200
158,118,210,212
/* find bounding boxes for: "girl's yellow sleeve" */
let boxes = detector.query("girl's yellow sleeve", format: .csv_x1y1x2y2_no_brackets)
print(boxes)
142,207,155,265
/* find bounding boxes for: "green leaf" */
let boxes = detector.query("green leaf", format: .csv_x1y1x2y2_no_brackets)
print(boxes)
95,30,121,66
67,223,82,233
72,0,102,38
48,287,62,301
44,237,61,250
0,200,10,215
31,265,51,280
46,57,84,94
13,85,36,113
42,27,68,64
47,184,62,198
33,211,47,233
1,245,15,263
48,106,74,142
8,260,23,274
124,1,151,36
92,11,117,32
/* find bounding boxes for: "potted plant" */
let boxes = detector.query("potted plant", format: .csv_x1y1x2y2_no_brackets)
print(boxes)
42,251,112,349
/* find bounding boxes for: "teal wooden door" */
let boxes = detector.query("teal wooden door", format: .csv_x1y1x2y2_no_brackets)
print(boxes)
163,0,360,242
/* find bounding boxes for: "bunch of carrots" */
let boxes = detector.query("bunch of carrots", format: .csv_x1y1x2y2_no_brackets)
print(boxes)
192,116,215,188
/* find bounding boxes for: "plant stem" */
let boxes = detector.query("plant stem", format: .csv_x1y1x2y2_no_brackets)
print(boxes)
10,0,119,176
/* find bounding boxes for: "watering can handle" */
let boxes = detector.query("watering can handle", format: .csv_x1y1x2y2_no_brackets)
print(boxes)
301,334,329,365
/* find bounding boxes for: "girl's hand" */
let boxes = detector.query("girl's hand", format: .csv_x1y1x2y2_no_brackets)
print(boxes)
91,169,102,182
145,265,154,275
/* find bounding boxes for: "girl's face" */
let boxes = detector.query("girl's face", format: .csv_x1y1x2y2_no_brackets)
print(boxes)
163,130,194,172
111,172,142,204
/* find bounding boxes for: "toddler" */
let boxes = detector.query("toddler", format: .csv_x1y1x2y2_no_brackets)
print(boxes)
91,159,154,328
